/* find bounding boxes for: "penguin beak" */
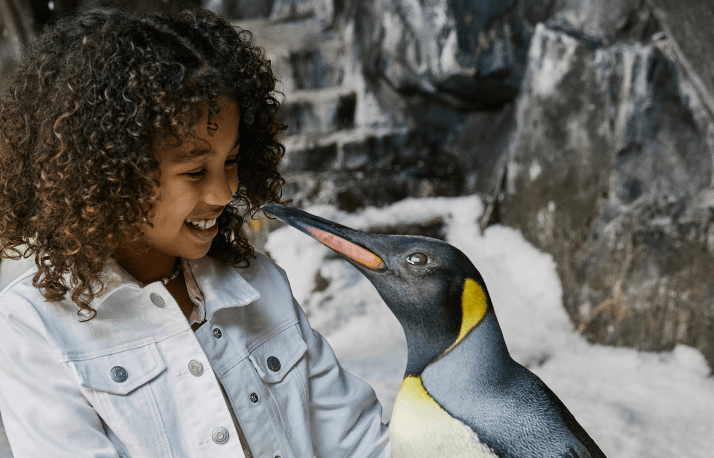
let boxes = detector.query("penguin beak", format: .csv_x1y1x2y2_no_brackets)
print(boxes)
260,203,387,271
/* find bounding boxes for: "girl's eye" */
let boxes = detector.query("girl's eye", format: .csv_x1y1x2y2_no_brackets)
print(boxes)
185,169,206,178
185,158,237,178
406,252,429,266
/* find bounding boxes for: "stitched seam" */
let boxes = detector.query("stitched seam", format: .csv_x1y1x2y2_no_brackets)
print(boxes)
93,385,164,448
78,364,164,393
295,357,308,407
139,382,166,448
60,328,189,361
0,269,37,297
258,337,307,383
73,344,166,393
147,382,175,456
213,319,297,376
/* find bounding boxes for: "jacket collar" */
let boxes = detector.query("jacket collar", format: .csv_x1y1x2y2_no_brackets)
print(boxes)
185,256,260,321
93,256,260,320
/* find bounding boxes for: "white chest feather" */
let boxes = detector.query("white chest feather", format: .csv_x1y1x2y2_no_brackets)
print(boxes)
390,376,499,458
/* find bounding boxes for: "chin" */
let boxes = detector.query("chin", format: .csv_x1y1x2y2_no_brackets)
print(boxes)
183,251,211,260
180,244,214,260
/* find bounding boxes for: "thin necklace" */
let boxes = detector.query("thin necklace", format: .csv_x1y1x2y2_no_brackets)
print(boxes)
162,261,183,286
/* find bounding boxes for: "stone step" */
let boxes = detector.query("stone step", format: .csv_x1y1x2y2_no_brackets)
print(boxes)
282,86,356,136
280,126,412,173
234,16,346,92
280,166,466,212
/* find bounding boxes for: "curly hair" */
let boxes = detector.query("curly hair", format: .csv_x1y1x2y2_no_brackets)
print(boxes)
0,7,286,317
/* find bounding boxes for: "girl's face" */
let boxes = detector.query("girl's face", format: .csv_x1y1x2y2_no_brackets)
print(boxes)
117,96,241,267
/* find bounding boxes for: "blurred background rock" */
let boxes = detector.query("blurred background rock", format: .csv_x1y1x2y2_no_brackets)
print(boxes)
1,0,713,374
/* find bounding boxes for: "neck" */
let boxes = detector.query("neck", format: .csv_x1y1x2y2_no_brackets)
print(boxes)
113,240,178,286
402,317,460,377
421,312,514,384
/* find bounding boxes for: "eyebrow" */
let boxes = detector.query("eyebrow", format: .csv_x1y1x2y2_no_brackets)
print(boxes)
170,138,242,164
171,147,213,164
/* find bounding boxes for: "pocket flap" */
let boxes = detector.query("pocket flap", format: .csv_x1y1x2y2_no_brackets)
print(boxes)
69,343,166,395
248,325,307,383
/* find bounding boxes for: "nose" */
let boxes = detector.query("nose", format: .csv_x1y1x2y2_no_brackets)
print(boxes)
203,170,237,207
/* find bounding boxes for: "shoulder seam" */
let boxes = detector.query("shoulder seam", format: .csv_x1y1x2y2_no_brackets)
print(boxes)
0,267,37,298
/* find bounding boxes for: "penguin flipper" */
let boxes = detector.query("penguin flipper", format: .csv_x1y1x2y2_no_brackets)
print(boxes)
538,381,607,458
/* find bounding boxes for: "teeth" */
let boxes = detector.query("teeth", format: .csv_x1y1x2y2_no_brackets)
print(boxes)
185,217,217,230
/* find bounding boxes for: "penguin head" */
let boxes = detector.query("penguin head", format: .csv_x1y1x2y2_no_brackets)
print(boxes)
261,203,497,375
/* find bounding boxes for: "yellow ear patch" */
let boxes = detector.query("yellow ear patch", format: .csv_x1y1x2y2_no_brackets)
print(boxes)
446,278,488,353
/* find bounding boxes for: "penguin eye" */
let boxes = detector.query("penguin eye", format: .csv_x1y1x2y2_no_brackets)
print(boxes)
406,252,429,266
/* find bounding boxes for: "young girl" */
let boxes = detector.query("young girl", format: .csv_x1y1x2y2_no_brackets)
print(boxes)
0,7,390,458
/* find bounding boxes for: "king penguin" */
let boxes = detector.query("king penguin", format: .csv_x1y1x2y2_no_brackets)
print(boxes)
261,203,607,458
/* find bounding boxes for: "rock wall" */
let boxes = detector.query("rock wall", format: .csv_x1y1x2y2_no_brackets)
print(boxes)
502,22,714,364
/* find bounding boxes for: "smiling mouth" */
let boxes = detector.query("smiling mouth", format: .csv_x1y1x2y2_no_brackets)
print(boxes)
184,217,218,230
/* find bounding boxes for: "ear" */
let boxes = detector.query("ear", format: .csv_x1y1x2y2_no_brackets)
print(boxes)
444,278,489,354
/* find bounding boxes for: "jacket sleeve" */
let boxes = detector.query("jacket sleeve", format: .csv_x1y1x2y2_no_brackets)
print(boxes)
292,297,392,458
0,298,119,458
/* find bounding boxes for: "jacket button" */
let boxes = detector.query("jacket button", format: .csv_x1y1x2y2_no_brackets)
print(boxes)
267,356,281,372
212,427,229,444
188,360,203,377
250,393,259,403
213,328,222,339
150,293,165,308
110,366,128,383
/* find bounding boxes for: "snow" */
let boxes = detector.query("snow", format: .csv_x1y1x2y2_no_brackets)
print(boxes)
264,195,714,458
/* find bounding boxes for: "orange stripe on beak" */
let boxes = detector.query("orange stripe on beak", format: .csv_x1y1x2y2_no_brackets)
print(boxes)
307,227,386,271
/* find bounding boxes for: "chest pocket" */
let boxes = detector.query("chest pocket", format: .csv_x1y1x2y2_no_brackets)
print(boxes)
66,343,171,456
248,325,308,432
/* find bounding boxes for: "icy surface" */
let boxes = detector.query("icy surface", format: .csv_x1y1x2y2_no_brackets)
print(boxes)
264,195,714,458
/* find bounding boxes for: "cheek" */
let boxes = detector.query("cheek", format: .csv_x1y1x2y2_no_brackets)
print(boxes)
153,185,197,224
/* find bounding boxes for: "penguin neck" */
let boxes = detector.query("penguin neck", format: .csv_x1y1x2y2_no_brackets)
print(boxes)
402,277,510,377
402,320,459,376
398,282,461,376
421,311,513,384
447,278,513,375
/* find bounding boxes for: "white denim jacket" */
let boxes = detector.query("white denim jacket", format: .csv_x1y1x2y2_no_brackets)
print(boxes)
0,253,391,458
